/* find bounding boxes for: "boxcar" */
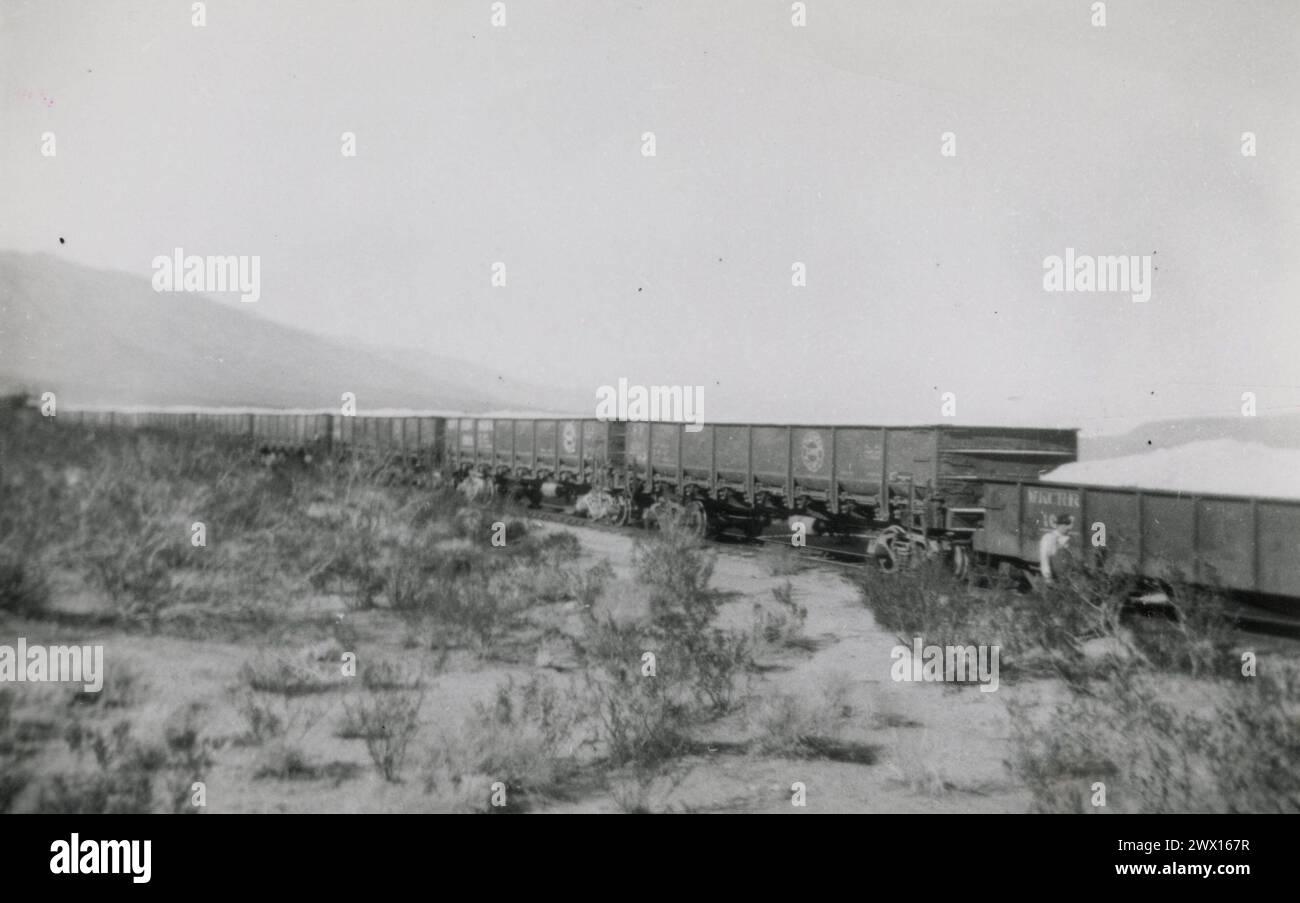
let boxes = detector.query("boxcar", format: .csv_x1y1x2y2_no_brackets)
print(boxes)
973,478,1300,605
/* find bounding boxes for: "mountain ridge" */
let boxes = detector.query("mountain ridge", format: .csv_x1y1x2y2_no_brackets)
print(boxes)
0,251,585,414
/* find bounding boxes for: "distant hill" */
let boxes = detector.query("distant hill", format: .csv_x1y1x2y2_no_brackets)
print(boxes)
1080,414,1300,460
0,251,586,413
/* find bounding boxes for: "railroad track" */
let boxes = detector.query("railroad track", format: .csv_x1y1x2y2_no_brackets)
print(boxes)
519,501,866,568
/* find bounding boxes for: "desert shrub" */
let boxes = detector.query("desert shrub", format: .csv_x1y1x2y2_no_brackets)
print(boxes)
1007,663,1300,814
570,560,615,609
38,706,220,814
341,676,425,783
0,687,28,813
239,653,337,696
0,688,12,743
252,742,345,781
578,526,751,768
237,691,286,744
498,518,530,545
436,575,506,649
0,767,26,814
450,506,530,544
581,614,693,767
522,531,581,564
305,495,391,609
636,527,750,708
236,690,322,746
0,554,50,617
990,567,1239,686
407,559,558,650
751,580,809,653
38,721,157,814
431,676,586,802
359,658,422,691
74,468,202,620
68,664,144,709
1002,564,1135,672
750,675,856,759
856,559,983,646
484,555,576,612
1004,568,1300,812
158,703,221,813
632,522,718,625
404,493,453,530
83,528,179,620
1210,666,1300,812
886,730,957,796
674,627,751,712
205,467,292,535
1126,582,1236,679
383,546,439,612
767,545,810,577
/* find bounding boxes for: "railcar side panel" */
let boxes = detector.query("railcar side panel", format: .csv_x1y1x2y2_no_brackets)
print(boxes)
475,420,494,466
650,422,680,479
494,420,514,468
751,427,789,489
625,423,649,475
681,425,712,480
833,428,884,497
884,429,938,488
582,420,608,469
1141,495,1193,581
1195,498,1254,590
791,427,832,490
1258,502,1300,597
714,426,749,485
535,421,558,472
557,420,582,471
513,420,535,470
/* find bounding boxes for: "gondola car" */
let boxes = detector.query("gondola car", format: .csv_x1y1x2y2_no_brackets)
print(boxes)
973,478,1300,607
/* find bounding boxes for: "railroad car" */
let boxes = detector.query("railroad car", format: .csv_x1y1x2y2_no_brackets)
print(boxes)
443,416,621,508
622,420,1075,532
973,479,1300,606
438,417,1077,567
330,414,444,479
251,413,333,454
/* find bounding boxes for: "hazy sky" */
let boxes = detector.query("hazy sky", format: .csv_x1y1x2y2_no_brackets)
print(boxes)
3,0,1298,434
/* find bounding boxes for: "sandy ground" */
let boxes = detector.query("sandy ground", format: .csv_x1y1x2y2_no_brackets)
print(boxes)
3,520,1083,813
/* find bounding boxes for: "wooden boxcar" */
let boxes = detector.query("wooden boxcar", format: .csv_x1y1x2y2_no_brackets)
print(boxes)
973,479,1300,604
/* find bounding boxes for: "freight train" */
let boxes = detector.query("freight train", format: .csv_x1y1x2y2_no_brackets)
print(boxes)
48,408,1300,608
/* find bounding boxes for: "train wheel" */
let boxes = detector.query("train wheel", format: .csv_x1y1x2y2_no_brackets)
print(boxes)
872,535,899,572
682,500,709,538
950,545,970,580
594,492,630,526
612,495,632,526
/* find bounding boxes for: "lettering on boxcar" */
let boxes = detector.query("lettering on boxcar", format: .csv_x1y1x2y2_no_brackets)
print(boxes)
1026,488,1080,509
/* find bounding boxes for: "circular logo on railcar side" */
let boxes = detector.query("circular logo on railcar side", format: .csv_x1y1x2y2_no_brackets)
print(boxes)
800,431,826,473
562,422,577,454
